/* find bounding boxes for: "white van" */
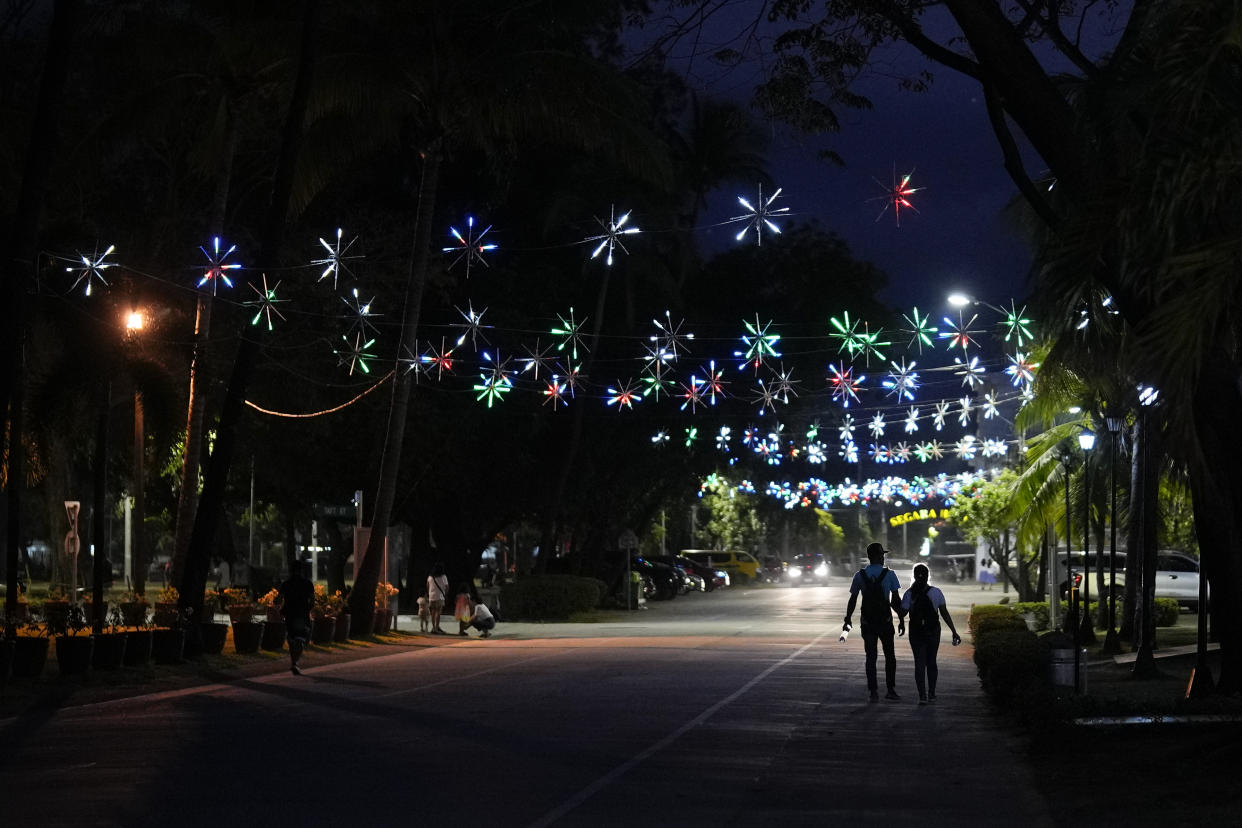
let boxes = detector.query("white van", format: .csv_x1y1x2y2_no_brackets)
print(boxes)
1054,550,1202,609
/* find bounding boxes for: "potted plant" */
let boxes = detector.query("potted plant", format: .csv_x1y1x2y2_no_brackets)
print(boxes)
375,581,399,633
200,589,229,654
152,585,180,628
54,605,94,677
223,587,264,654
91,606,128,670
122,604,154,667
119,591,150,627
43,587,71,636
257,588,286,651
9,616,51,679
310,584,336,645
331,590,351,642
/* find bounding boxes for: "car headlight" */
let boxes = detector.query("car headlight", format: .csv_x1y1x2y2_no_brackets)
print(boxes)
814,565,828,577
789,568,801,578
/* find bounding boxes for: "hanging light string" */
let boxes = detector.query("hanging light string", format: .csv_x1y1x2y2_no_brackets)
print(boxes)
244,370,394,418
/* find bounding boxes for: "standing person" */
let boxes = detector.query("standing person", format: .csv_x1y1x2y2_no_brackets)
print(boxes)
899,563,962,704
978,556,997,590
426,562,449,634
843,542,904,701
279,559,315,675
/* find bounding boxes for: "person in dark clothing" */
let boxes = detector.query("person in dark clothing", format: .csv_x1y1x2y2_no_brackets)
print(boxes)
279,560,315,675
842,543,904,701
898,563,962,704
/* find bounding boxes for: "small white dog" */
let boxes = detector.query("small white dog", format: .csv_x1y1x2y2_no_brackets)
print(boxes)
417,596,430,632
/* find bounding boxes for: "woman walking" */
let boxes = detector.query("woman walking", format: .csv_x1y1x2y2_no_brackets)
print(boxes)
899,564,962,704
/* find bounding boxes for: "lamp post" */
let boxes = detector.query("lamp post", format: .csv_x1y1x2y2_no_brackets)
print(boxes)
126,308,145,596
1061,450,1075,639
1101,417,1124,655
1078,429,1096,646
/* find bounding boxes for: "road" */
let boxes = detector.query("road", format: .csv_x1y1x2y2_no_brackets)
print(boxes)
0,580,1052,827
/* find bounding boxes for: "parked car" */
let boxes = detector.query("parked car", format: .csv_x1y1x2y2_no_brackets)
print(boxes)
631,556,680,600
669,555,725,591
787,553,829,586
760,555,786,583
681,549,761,584
647,555,697,594
1056,550,1203,609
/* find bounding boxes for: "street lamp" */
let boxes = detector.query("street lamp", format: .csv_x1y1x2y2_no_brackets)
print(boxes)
126,307,146,596
1101,416,1124,655
1077,429,1096,647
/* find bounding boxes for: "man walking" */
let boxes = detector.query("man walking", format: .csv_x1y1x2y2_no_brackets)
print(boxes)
843,543,904,701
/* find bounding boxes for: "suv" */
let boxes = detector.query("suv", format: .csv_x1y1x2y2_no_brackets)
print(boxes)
788,553,829,586
1056,550,1203,609
681,549,761,584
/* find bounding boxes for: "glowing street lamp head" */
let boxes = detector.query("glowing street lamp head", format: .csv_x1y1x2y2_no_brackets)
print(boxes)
946,292,973,308
1078,430,1096,452
125,309,145,333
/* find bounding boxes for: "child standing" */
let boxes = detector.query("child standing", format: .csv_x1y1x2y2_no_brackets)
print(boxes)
417,595,430,632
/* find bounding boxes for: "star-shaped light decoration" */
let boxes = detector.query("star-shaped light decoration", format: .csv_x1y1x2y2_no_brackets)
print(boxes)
198,236,241,295
806,442,826,464
716,426,732,453
640,355,676,401
743,426,760,450
840,440,859,464
543,376,568,409
883,358,919,401
313,228,360,290
893,442,912,463
66,243,116,297
982,438,1008,457
442,216,497,278
334,331,376,376
342,287,380,339
955,435,978,460
913,442,933,463
418,337,455,381
700,360,728,405
454,301,491,350
868,413,887,439
829,312,865,357
735,315,781,372
1002,301,1034,347
650,310,694,362
903,307,938,353
771,363,800,404
1006,352,1038,387
684,426,699,448
939,309,982,353
563,363,586,398
520,338,556,379
932,400,950,431
870,164,923,226
587,204,640,266
606,379,643,411
869,443,890,464
856,322,890,367
245,274,286,330
957,396,975,427
552,307,588,361
982,392,1000,419
904,406,920,434
679,375,707,412
828,362,865,408
954,355,986,389
651,430,670,447
751,378,779,414
926,439,945,460
473,351,514,408
731,183,789,245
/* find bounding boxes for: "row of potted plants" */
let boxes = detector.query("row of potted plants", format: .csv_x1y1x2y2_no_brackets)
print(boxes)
1,581,402,681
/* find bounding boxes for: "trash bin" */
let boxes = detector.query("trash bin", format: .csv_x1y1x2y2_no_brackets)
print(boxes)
1050,647,1087,692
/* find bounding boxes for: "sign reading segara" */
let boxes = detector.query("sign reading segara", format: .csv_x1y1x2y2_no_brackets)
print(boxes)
889,507,952,527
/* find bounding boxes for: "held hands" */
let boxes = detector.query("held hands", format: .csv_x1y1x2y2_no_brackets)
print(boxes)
898,620,906,637
951,632,962,646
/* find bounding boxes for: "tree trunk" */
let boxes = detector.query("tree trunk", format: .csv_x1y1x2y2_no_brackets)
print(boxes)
1120,418,1142,641
3,0,81,637
178,0,318,642
347,145,441,633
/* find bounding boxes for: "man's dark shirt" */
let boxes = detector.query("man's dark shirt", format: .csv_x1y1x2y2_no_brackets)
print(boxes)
279,576,314,622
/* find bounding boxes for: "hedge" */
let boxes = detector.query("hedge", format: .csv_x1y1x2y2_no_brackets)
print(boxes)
967,604,1026,643
498,575,608,621
1011,601,1050,631
1154,597,1180,627
972,627,1051,702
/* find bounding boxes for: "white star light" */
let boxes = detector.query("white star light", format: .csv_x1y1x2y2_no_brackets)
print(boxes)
587,204,640,266
732,184,790,245
342,287,380,339
883,358,920,401
904,406,920,434
954,355,986,389
313,228,361,289
868,413,887,439
838,414,856,443
453,301,491,350
982,393,999,419
933,401,950,431
335,331,376,376
650,310,694,361
442,216,497,278
751,378,779,414
955,435,978,460
66,243,116,296
198,236,241,295
958,396,974,427
552,307,589,361
840,440,859,463
520,338,556,379
716,426,732,452
982,438,1008,457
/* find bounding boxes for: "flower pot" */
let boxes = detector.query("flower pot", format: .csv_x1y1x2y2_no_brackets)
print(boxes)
82,601,111,626
10,637,49,678
55,635,95,676
9,602,31,623
123,629,153,666
44,600,71,636
333,613,352,642
227,605,259,624
373,608,390,633
120,602,149,627
311,616,335,645
231,621,265,654
152,628,186,664
201,622,229,654
91,632,128,670
261,620,287,651
152,602,180,628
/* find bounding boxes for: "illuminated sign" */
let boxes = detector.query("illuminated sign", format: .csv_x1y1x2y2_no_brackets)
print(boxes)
889,507,952,527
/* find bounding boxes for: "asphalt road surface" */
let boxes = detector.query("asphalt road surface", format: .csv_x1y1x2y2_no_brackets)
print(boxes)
0,580,1052,827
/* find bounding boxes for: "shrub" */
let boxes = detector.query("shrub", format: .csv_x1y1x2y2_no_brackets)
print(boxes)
1154,597,1180,627
1012,601,1051,631
498,575,607,621
967,604,1026,642
973,627,1050,701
